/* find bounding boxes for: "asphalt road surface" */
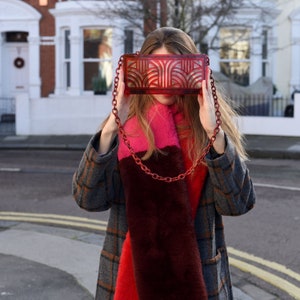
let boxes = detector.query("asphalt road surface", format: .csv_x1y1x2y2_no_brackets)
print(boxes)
1,149,300,298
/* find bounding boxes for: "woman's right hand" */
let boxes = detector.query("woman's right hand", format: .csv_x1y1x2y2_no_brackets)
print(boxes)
99,68,130,154
113,68,130,125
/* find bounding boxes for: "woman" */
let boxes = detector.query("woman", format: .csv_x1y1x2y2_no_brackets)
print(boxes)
72,27,255,300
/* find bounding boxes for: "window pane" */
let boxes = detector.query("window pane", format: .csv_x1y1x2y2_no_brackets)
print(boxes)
64,30,70,59
200,42,208,55
66,62,70,88
84,62,112,91
83,28,113,91
220,28,250,60
39,0,48,6
6,32,28,43
220,61,250,86
262,62,268,77
83,29,112,59
84,62,99,90
262,30,268,59
124,29,133,54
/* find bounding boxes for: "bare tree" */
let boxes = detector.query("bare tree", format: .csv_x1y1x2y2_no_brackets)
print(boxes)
74,0,276,53
102,0,165,36
103,0,249,52
73,0,278,88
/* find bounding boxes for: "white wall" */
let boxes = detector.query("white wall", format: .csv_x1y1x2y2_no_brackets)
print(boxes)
237,94,300,136
16,94,112,135
16,94,300,137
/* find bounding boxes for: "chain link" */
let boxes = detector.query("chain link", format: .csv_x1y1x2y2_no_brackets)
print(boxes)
112,55,222,183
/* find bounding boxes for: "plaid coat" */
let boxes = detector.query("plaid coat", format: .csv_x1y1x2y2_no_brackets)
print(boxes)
72,132,255,300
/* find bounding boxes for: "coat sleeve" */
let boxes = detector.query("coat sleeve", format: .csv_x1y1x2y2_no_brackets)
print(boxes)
72,131,122,212
205,136,256,216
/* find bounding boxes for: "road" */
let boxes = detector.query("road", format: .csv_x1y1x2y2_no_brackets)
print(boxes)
223,158,300,299
0,149,108,222
224,158,300,271
1,149,300,298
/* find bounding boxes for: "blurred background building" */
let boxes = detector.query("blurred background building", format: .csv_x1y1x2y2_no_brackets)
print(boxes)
0,0,299,136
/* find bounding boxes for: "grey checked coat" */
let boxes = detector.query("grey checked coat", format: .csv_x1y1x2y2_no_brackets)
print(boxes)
72,132,255,300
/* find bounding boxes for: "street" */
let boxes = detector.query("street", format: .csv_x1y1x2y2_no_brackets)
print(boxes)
0,149,108,222
223,158,300,298
225,157,300,270
1,149,300,298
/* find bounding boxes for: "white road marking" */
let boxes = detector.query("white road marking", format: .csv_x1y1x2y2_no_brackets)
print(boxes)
254,182,300,191
2,211,300,298
0,167,21,172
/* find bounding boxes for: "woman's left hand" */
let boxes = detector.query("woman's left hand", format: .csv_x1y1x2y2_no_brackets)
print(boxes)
197,67,225,154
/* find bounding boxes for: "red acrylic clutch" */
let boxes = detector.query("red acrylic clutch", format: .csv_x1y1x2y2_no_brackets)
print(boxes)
123,53,209,95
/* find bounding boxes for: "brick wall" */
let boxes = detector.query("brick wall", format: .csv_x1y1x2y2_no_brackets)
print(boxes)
24,0,57,97
40,45,55,96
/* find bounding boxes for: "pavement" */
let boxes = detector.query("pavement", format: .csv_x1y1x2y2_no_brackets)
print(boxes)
1,133,300,299
0,134,300,159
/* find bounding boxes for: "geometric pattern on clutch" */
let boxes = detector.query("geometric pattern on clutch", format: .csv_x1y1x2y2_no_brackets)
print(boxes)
123,53,209,95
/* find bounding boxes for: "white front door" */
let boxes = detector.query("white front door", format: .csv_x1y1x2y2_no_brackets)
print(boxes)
2,43,29,97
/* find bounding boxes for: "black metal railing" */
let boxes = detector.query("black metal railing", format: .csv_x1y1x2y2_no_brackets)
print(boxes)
0,97,16,135
232,95,292,117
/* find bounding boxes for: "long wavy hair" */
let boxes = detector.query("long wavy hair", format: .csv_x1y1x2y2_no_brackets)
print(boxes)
116,27,247,161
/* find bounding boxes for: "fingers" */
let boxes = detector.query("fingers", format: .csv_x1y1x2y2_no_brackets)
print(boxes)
198,66,215,122
200,77,211,102
205,66,211,88
115,68,127,109
112,66,131,125
117,68,124,96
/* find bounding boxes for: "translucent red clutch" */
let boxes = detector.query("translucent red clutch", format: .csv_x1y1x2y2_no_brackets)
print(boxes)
123,53,209,95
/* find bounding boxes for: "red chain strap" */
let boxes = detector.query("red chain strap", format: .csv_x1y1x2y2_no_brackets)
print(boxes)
112,55,222,183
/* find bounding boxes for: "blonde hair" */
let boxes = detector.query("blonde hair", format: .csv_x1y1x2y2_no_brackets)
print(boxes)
114,27,247,161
